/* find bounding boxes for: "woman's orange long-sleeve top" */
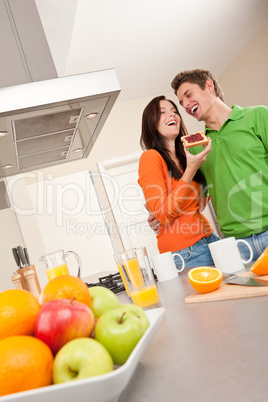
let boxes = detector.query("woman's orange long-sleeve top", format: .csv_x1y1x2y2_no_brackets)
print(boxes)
138,149,213,253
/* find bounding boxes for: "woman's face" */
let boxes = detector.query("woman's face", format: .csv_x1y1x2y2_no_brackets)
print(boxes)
157,100,181,142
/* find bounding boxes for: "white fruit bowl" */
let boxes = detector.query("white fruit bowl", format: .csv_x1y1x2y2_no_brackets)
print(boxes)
0,307,165,402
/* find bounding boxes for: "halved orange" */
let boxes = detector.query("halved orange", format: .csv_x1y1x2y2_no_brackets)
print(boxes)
188,267,223,294
251,246,268,276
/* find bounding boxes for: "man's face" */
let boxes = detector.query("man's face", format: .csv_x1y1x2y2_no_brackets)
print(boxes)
176,81,213,122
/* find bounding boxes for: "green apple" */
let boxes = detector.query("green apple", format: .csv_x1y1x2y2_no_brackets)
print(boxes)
116,304,150,332
94,306,149,366
53,337,114,384
89,286,120,318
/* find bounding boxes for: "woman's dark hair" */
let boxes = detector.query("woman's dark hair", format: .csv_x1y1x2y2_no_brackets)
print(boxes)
140,95,205,183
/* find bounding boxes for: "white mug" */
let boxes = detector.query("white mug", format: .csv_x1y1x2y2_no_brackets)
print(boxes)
152,251,185,282
208,237,253,274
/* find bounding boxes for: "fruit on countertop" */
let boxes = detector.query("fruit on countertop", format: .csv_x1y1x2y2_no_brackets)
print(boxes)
0,335,54,397
116,304,150,332
0,289,41,340
251,246,268,276
94,304,149,365
90,318,98,339
188,267,223,293
34,298,95,355
0,276,151,395
88,286,120,318
40,275,91,307
53,337,114,384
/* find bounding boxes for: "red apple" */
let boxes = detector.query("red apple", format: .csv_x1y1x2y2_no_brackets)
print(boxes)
34,298,95,355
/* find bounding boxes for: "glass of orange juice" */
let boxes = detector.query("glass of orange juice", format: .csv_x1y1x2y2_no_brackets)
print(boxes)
114,254,132,299
40,250,81,281
115,247,161,310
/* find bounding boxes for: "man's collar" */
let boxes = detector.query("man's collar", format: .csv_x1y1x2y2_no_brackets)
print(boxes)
228,105,244,120
205,105,243,132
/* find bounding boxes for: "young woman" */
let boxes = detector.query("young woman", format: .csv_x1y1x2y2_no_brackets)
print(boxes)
138,95,220,269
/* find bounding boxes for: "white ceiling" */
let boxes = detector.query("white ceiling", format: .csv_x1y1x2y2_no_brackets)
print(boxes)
36,0,268,103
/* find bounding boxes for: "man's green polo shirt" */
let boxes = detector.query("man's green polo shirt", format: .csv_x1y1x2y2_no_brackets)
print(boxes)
191,104,268,238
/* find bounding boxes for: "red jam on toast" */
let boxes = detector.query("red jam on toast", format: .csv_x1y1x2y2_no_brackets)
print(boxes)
181,131,209,148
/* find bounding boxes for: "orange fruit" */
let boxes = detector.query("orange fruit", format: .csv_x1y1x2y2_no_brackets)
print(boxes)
40,275,91,307
0,289,41,341
0,335,53,396
251,246,268,276
188,267,223,293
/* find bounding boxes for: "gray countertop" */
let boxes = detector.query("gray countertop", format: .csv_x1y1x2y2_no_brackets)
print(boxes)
116,269,268,402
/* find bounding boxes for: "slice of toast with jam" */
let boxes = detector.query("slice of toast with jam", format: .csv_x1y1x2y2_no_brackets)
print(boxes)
181,131,209,148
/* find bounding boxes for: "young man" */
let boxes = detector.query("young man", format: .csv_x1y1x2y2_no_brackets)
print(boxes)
148,69,268,262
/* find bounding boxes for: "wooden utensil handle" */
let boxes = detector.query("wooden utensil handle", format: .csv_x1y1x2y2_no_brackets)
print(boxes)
11,273,23,290
24,269,41,298
16,265,41,293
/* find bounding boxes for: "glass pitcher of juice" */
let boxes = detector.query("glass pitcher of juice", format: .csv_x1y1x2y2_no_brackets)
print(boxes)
40,250,81,281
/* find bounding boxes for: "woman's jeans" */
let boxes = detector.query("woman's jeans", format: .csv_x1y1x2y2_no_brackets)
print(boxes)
172,232,220,270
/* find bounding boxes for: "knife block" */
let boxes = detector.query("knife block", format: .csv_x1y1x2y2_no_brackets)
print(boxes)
16,265,42,295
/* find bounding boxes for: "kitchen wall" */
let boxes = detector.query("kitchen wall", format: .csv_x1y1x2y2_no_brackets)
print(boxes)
1,27,267,291
219,26,268,107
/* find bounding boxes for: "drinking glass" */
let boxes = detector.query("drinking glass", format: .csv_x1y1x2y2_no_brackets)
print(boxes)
115,247,161,310
114,253,132,298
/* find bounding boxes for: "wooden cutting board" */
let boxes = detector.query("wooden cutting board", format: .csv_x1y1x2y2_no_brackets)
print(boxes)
185,271,268,303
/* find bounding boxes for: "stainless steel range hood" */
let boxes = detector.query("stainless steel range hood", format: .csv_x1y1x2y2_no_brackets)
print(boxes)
0,69,120,178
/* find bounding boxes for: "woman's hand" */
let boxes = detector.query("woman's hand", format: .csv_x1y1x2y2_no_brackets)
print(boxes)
182,138,212,183
145,203,161,234
200,195,211,211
